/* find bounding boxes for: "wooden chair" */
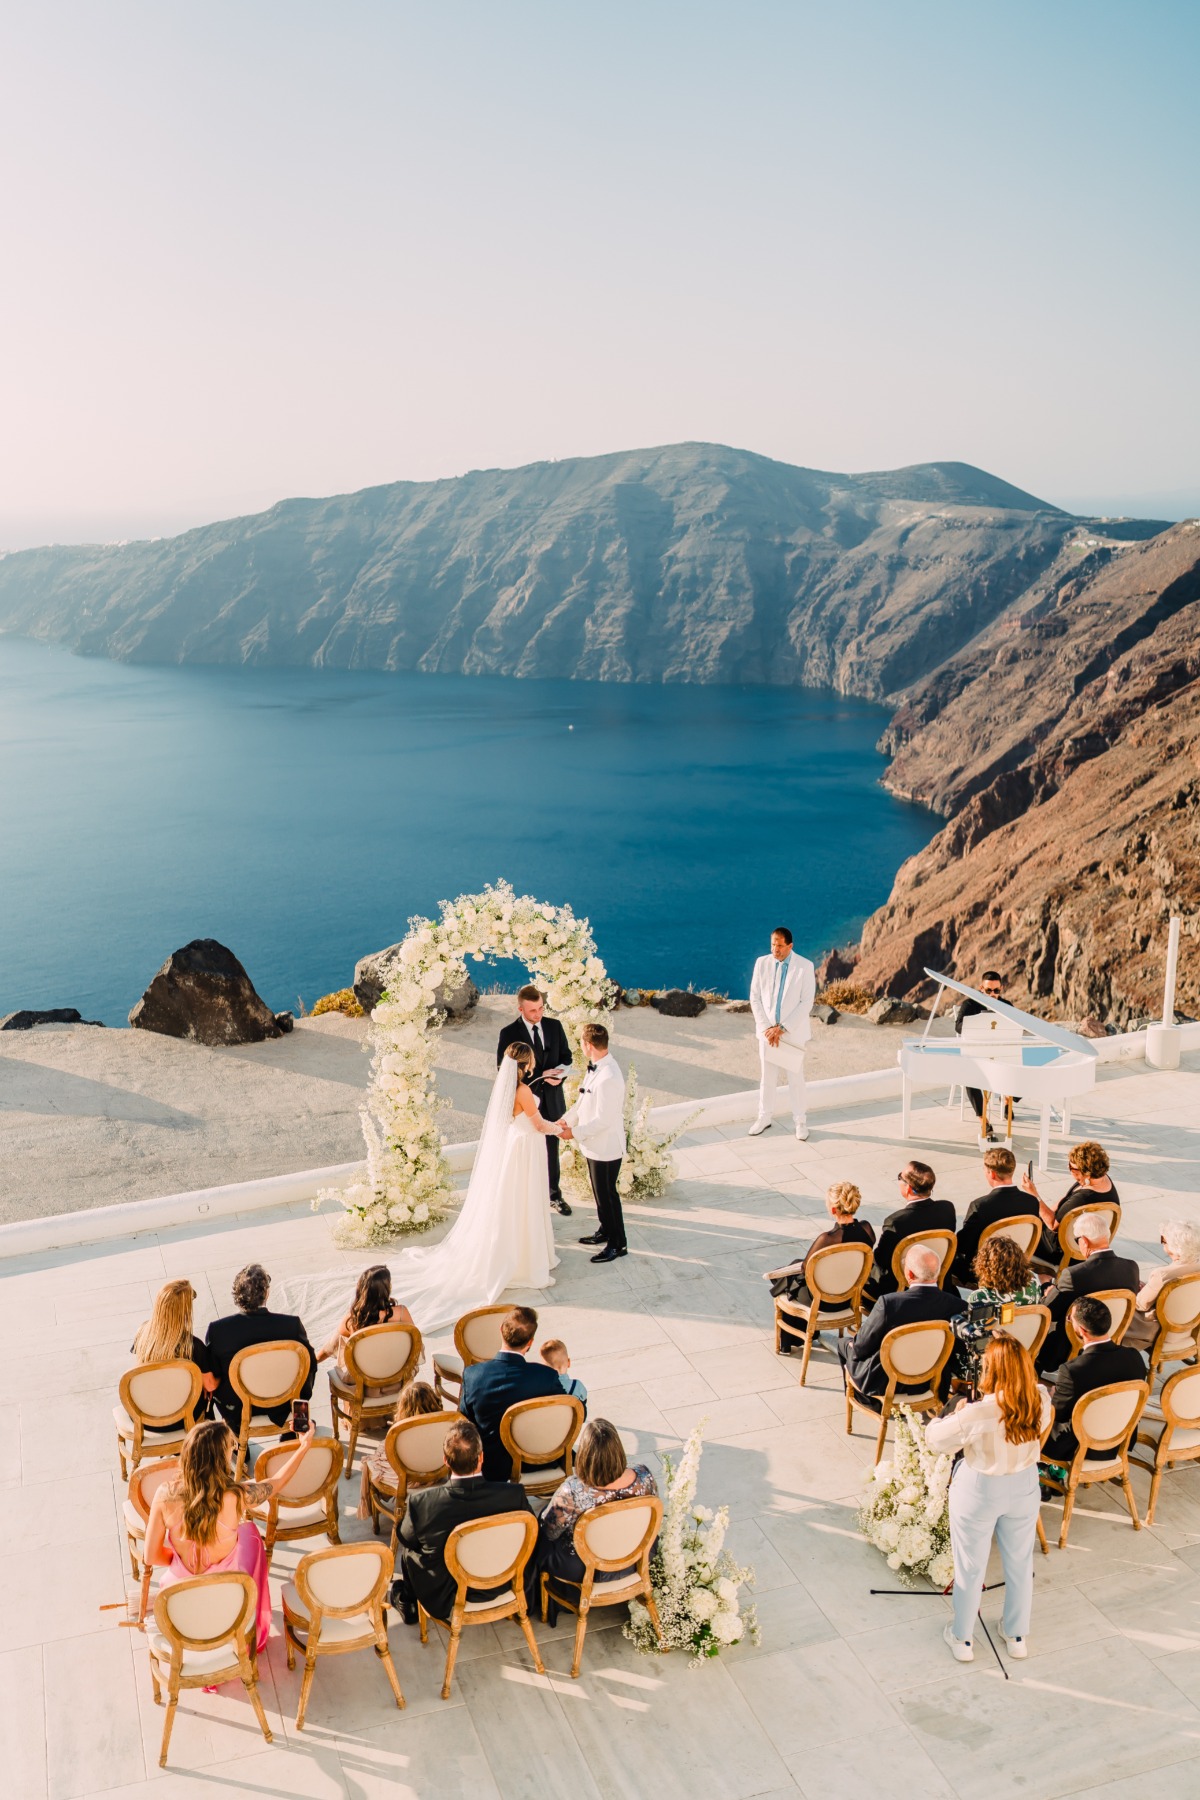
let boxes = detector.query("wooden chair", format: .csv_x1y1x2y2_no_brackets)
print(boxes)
978,1214,1042,1259
893,1229,957,1292
1040,1378,1148,1548
114,1361,202,1479
1131,1365,1200,1525
283,1543,404,1729
147,1572,271,1767
124,1456,179,1624
774,1240,874,1388
1056,1202,1122,1275
1004,1304,1051,1364
418,1511,544,1699
845,1319,956,1463
228,1340,311,1478
328,1322,424,1471
1145,1272,1200,1386
500,1394,586,1497
541,1494,665,1677
251,1435,344,1561
432,1305,510,1405
366,1410,459,1551
1064,1289,1137,1359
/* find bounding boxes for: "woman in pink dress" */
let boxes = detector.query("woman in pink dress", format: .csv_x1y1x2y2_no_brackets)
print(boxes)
145,1417,317,1654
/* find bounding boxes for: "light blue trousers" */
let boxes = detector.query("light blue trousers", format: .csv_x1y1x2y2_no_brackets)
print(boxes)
948,1462,1040,1643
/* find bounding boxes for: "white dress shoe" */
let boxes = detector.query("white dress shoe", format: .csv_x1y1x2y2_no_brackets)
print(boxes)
942,1625,973,1662
794,1122,810,1141
1000,1632,1028,1659
747,1116,771,1136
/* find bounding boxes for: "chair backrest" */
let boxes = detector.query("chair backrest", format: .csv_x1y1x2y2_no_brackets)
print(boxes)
1161,1366,1200,1430
1158,1272,1200,1331
1060,1202,1122,1262
807,1241,873,1303
454,1306,511,1367
881,1320,955,1386
446,1512,537,1590
128,1456,180,1523
386,1412,459,1481
892,1230,957,1291
575,1495,662,1571
344,1322,422,1388
230,1340,311,1408
254,1436,343,1502
1073,1379,1148,1452
1005,1305,1051,1360
979,1215,1041,1257
297,1544,391,1616
1065,1289,1137,1358
120,1361,202,1429
155,1572,254,1647
501,1396,585,1467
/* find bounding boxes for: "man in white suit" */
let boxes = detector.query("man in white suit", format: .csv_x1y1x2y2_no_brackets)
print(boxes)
749,926,816,1140
561,1022,627,1264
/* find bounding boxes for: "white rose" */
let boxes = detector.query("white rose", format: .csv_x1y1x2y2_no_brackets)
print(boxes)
689,1588,719,1623
413,1202,430,1223
368,1203,389,1227
929,1550,956,1588
886,1552,902,1570
716,1577,738,1606
400,939,423,965
388,1202,411,1224
711,1610,743,1645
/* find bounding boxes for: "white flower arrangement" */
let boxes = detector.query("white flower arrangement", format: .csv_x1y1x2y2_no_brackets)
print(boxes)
560,1063,696,1205
857,1406,955,1588
626,1423,759,1664
317,881,613,1243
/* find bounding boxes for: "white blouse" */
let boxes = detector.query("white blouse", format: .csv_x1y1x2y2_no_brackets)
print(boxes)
924,1390,1053,1476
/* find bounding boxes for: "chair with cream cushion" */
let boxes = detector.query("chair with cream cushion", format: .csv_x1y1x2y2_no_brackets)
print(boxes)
1064,1289,1137,1359
283,1542,404,1729
541,1494,665,1677
1005,1304,1052,1364
1056,1202,1122,1275
124,1456,179,1624
1145,1272,1200,1387
1131,1365,1200,1525
418,1511,544,1700
328,1322,423,1472
774,1240,874,1388
893,1229,957,1292
228,1340,311,1479
367,1410,459,1551
114,1361,203,1480
432,1305,509,1406
1040,1378,1148,1548
978,1215,1042,1260
147,1572,271,1767
250,1435,344,1561
500,1395,586,1497
845,1319,956,1463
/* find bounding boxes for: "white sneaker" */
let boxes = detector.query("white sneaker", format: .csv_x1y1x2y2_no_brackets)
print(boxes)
1000,1632,1028,1659
748,1116,772,1136
794,1122,810,1141
943,1625,973,1662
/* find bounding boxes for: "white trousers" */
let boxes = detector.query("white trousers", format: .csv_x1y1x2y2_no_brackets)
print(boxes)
758,1039,807,1125
948,1462,1040,1643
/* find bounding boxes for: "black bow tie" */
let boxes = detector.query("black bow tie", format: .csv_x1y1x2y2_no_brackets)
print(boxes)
586,1060,596,1072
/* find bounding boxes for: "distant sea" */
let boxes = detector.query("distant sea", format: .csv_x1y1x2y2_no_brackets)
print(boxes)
0,636,934,1026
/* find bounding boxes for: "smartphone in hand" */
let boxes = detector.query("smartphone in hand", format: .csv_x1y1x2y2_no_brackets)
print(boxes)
1025,1159,1034,1182
291,1400,310,1433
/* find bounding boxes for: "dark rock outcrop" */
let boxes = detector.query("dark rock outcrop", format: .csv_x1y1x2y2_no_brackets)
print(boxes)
0,1007,103,1030
129,939,289,1046
650,989,707,1018
353,946,478,1018
867,997,921,1025
811,1002,839,1024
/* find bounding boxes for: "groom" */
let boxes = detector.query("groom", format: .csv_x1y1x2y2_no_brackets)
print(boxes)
497,985,573,1216
561,1022,627,1263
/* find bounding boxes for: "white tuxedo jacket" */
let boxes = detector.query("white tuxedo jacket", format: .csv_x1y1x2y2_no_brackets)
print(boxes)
563,1055,626,1163
750,953,816,1049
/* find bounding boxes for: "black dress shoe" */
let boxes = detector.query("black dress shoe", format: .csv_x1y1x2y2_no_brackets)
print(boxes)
551,1195,573,1216
591,1245,628,1263
579,1232,607,1246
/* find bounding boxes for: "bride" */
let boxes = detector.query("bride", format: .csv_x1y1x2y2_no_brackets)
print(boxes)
278,1042,562,1339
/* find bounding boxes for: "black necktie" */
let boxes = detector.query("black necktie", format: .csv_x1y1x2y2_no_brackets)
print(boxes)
533,1023,543,1056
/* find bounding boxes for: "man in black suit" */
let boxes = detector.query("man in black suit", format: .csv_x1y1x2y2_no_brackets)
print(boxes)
951,1146,1040,1283
1042,1295,1147,1463
460,1305,567,1481
497,984,573,1216
840,1246,966,1404
394,1420,530,1623
869,1160,956,1297
204,1262,316,1433
954,968,1013,1139
1037,1213,1143,1372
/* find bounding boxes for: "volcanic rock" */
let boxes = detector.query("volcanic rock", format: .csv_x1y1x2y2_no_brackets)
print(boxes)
650,989,707,1018
129,939,288,1046
0,1008,104,1030
867,997,921,1025
811,1002,839,1025
353,946,478,1017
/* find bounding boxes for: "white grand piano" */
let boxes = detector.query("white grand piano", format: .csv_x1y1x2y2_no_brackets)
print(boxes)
898,969,1098,1169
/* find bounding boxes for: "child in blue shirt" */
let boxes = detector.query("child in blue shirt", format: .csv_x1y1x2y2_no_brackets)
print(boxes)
540,1337,587,1405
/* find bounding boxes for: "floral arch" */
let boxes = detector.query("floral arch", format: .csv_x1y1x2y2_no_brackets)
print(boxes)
331,882,612,1242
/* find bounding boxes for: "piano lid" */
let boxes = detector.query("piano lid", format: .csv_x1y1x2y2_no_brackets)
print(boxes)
923,968,1098,1060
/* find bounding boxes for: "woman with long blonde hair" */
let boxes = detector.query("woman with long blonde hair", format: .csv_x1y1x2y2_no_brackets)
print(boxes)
131,1279,211,1427
925,1332,1051,1664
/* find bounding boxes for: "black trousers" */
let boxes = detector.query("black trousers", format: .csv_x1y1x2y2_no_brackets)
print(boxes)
586,1156,625,1251
546,1133,563,1202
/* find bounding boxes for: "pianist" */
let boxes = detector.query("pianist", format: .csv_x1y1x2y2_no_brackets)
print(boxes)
951,1146,1040,1284
955,969,1015,1140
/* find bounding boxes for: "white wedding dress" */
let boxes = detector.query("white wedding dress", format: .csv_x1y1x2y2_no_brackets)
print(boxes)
276,1060,559,1339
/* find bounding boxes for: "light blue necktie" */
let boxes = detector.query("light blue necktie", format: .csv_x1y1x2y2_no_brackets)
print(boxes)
774,956,791,1024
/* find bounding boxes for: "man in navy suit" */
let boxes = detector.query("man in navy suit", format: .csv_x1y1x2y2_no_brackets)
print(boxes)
497,985,574,1216
839,1246,965,1404
460,1305,569,1480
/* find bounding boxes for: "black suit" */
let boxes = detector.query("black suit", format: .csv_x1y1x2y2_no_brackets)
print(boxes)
870,1197,958,1296
1038,1247,1144,1372
840,1284,966,1404
461,1350,568,1481
204,1308,316,1433
1043,1340,1147,1463
398,1476,531,1621
952,1185,1039,1283
497,1014,572,1203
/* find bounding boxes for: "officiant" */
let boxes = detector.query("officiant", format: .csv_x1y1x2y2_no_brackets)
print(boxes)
497,985,573,1216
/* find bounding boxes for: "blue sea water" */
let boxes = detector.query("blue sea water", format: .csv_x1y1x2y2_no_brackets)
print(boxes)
0,636,933,1025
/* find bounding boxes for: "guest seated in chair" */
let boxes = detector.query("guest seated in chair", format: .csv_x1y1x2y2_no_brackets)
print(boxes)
315,1264,415,1381
1125,1220,1200,1352
1023,1141,1118,1266
204,1263,317,1435
867,1161,954,1299
131,1280,212,1429
1036,1212,1142,1373
764,1182,877,1352
838,1246,965,1405
952,1147,1040,1283
1041,1296,1146,1464
540,1338,588,1405
535,1418,657,1618
393,1419,529,1625
954,1237,1043,1390
460,1305,567,1481
357,1379,443,1519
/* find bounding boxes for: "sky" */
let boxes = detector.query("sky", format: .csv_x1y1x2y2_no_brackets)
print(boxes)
0,1,1196,548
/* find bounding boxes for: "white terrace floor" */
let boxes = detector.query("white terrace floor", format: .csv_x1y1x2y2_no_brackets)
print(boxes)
4,1056,1200,1800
